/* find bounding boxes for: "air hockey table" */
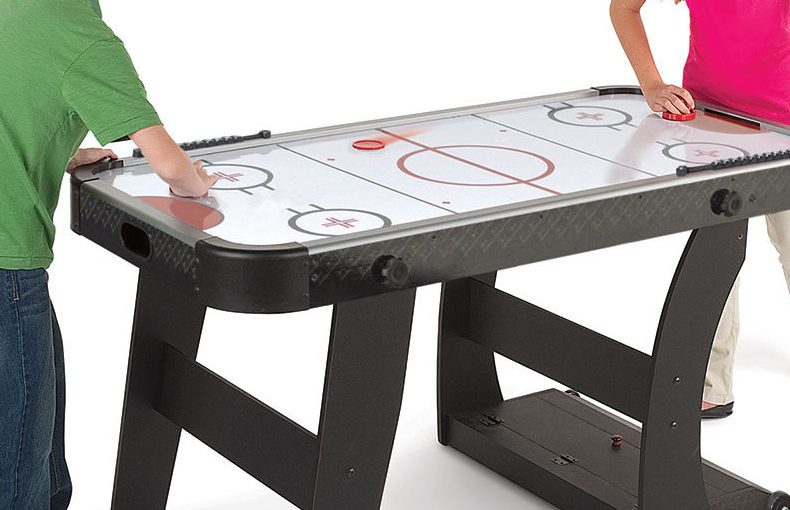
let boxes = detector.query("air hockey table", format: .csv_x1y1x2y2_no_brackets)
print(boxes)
71,86,790,510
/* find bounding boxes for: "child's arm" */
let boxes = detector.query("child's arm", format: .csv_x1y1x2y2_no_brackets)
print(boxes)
129,125,219,198
610,0,695,114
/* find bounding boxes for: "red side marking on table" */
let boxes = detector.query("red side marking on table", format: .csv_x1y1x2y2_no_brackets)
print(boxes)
139,196,224,230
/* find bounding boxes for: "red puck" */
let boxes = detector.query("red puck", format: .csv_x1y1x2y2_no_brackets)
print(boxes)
662,110,697,122
353,139,386,151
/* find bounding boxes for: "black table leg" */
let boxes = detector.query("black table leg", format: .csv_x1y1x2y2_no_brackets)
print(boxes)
639,220,748,509
311,289,416,510
437,273,503,444
111,270,207,510
437,222,764,509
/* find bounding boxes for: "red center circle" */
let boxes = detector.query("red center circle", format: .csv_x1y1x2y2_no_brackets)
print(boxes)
397,144,556,187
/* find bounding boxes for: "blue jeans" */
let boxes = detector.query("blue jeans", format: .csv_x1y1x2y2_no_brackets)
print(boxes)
0,269,71,510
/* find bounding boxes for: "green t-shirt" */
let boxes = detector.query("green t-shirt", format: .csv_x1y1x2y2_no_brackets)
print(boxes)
0,0,161,269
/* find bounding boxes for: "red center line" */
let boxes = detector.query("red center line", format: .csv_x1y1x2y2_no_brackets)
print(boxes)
378,129,560,195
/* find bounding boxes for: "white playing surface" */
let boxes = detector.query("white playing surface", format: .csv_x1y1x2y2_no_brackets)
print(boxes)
102,94,790,246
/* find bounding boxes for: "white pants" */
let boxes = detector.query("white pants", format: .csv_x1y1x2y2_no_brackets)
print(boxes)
703,210,790,405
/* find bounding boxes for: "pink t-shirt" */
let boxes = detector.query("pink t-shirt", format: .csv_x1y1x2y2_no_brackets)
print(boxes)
683,0,790,126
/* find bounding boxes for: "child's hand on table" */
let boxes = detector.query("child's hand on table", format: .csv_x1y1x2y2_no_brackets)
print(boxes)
66,148,118,172
642,82,696,115
169,160,220,198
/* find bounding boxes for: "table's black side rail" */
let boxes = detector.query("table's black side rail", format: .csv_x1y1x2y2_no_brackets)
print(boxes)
306,161,790,308
71,158,790,314
74,184,199,290
70,165,311,314
194,238,309,314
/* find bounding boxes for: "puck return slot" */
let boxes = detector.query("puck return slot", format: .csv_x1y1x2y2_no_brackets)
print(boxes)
121,223,152,259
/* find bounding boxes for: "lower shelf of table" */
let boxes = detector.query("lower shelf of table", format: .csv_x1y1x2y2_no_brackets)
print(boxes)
445,388,770,510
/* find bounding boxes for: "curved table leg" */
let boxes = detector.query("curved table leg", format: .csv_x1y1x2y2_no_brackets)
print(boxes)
639,220,748,509
437,273,503,445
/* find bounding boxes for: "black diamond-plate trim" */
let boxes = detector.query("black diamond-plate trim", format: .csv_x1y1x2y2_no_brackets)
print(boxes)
308,165,790,307
79,188,199,284
73,163,790,311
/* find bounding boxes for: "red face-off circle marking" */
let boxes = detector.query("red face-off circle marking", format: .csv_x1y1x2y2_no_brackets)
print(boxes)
353,139,386,151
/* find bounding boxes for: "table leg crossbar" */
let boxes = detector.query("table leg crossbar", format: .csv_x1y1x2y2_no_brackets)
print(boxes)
465,280,652,421
158,345,317,508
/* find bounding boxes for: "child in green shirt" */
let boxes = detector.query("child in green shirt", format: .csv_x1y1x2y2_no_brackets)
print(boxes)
0,1,218,507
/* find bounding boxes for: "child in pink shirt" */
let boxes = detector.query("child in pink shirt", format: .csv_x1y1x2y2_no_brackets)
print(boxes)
610,0,790,418
684,0,790,126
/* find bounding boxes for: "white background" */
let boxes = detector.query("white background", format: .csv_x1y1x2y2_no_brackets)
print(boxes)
50,1,789,508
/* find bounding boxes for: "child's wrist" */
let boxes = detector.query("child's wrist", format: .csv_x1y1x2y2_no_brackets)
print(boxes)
640,78,664,92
